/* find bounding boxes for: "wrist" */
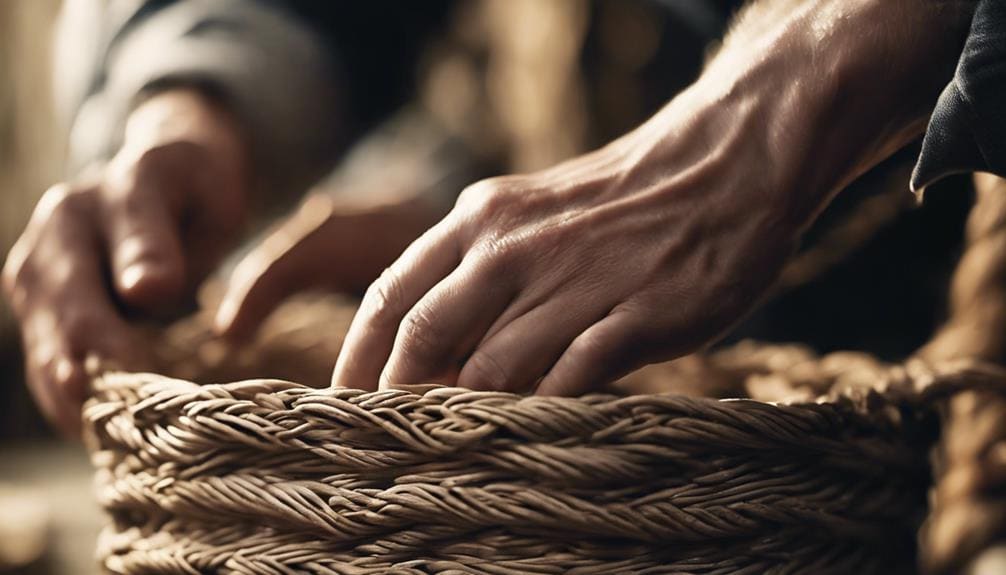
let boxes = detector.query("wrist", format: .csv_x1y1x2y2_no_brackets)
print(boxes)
748,0,973,220
777,0,973,191
624,0,974,232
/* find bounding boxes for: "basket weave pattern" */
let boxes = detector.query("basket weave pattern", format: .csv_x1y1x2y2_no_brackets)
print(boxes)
84,175,1006,574
88,354,989,574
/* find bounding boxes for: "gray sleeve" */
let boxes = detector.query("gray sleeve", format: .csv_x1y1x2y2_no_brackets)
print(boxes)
64,0,343,199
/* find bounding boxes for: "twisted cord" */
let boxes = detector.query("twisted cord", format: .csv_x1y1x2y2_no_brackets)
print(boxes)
97,518,908,575
917,174,1006,574
86,360,983,574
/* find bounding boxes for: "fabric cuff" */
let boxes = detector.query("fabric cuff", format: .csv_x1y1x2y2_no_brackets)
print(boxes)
911,82,986,193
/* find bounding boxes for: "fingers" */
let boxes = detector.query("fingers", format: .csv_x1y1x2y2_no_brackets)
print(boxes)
4,186,145,436
101,181,185,310
22,334,88,439
216,230,322,340
536,311,640,397
216,194,338,339
331,222,461,390
377,254,515,390
215,246,299,340
456,297,601,393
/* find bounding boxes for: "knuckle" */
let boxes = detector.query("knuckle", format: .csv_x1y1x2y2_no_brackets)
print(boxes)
573,327,622,360
0,252,21,300
465,350,510,392
0,255,33,314
364,268,405,325
456,178,499,209
1,186,89,306
134,140,202,175
472,235,525,277
38,183,91,219
398,304,445,362
37,184,73,213
48,357,81,390
454,176,540,253
458,177,521,221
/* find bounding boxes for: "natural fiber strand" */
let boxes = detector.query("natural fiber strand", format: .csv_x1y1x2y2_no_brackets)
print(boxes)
919,173,1006,575
83,175,1006,573
87,360,988,574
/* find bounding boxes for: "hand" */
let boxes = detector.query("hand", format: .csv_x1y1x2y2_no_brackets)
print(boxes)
331,0,972,395
331,115,800,395
2,88,249,435
214,192,442,339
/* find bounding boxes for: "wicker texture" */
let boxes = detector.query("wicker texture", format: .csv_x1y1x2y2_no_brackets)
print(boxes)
88,362,945,575
83,175,1006,574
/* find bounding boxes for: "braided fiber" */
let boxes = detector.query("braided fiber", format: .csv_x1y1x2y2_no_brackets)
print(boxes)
84,174,1006,573
85,361,960,574
918,174,1006,574
85,293,1006,574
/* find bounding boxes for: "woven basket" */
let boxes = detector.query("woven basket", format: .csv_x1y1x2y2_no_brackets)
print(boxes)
84,175,1006,574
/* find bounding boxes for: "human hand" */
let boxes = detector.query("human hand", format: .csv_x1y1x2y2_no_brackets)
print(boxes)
331,0,973,395
214,192,442,340
330,119,800,395
2,88,249,435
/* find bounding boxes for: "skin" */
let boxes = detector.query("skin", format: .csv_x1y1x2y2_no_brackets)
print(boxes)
330,0,976,394
1,0,977,434
2,86,444,436
215,191,445,340
2,88,249,436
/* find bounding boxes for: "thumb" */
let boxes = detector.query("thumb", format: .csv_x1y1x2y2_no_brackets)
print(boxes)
215,201,337,339
104,188,186,311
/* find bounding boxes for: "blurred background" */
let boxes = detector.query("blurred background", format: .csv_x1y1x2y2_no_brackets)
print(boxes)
0,3,99,574
0,0,63,439
0,0,973,573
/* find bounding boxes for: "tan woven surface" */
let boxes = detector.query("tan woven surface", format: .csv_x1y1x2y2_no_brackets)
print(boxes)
87,362,948,574
84,293,1006,575
83,175,1006,574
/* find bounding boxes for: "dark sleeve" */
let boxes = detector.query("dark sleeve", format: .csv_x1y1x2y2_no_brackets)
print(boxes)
912,0,1006,191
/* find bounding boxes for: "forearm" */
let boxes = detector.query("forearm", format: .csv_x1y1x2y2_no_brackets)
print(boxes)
621,0,976,230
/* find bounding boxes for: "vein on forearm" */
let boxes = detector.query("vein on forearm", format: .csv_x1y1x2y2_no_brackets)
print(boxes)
708,0,977,192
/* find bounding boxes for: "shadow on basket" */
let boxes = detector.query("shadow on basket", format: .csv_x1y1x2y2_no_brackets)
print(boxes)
83,173,1006,574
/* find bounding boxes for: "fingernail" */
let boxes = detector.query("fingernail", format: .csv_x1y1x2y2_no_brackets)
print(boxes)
120,264,147,291
214,298,237,334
